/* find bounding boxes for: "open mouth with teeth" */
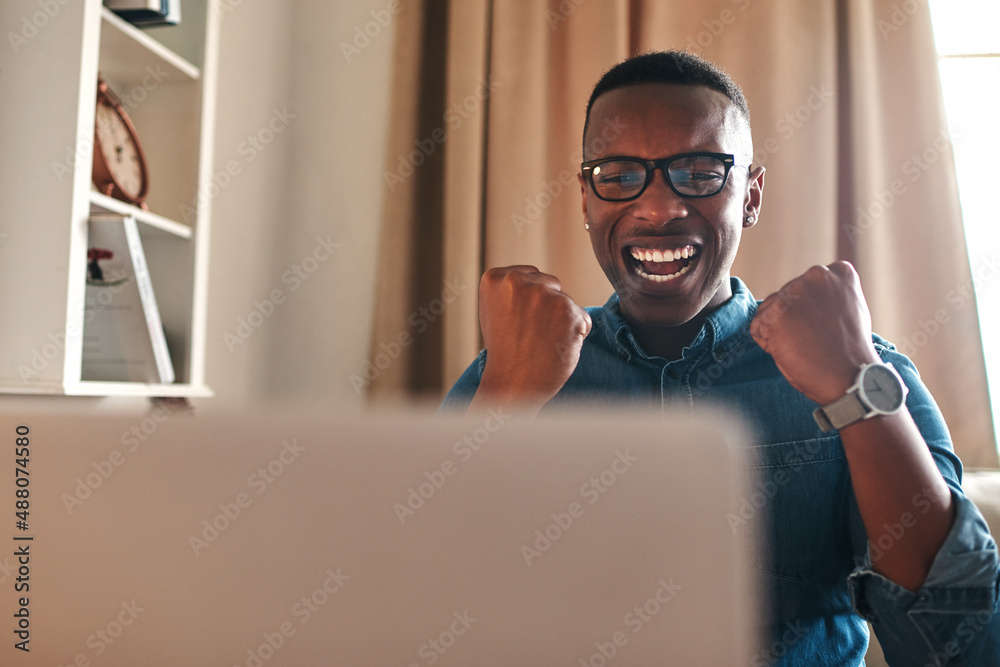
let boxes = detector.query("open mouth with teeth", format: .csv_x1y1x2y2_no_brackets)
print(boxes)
626,245,699,283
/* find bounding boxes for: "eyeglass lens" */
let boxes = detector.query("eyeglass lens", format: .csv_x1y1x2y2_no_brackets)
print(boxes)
591,155,729,199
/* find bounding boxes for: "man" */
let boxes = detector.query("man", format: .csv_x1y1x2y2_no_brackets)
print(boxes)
441,51,999,665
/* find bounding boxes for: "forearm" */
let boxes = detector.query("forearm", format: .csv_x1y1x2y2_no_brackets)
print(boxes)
840,409,956,592
466,365,549,417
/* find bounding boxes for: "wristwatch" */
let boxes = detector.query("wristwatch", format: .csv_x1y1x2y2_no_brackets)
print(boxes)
813,362,909,433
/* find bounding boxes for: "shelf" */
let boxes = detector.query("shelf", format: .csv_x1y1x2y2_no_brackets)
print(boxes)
0,378,211,397
0,0,214,398
90,192,193,239
99,8,200,84
65,381,213,398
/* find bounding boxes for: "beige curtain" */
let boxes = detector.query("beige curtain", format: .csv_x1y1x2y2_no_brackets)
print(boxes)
370,0,997,467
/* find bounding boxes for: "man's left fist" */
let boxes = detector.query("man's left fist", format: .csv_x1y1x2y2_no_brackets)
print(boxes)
749,261,882,406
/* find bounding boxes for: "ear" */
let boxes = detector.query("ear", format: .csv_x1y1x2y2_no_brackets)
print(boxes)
743,166,765,228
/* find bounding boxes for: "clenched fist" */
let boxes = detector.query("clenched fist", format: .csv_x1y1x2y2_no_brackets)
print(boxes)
750,261,882,406
470,266,592,412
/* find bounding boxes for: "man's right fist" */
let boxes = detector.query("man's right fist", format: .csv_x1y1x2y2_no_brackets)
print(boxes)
471,266,592,412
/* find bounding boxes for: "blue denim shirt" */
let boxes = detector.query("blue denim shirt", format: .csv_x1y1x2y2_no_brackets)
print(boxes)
441,277,1000,666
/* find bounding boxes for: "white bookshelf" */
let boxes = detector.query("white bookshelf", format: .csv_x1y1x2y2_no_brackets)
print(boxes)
0,0,219,397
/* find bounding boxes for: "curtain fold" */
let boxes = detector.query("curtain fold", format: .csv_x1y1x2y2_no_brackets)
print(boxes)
370,0,997,466
368,0,448,400
441,0,493,390
834,0,995,467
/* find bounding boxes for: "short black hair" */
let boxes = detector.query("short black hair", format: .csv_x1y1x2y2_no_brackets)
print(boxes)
583,50,751,158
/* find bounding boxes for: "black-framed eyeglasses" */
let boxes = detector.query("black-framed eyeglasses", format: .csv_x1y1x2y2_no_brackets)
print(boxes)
581,152,748,201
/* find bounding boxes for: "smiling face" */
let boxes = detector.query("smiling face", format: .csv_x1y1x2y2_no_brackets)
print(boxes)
580,83,764,341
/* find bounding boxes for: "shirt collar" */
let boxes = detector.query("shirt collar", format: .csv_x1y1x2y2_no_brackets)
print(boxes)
597,277,758,364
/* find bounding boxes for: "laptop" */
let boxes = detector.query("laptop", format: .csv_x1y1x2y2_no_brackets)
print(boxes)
0,406,759,665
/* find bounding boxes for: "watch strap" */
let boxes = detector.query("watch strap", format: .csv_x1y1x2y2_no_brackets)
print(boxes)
813,391,869,433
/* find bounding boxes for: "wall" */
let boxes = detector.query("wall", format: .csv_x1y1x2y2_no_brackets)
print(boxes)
194,0,396,411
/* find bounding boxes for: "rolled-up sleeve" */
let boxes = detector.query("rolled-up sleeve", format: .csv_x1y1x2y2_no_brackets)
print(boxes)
438,350,486,414
847,492,1000,665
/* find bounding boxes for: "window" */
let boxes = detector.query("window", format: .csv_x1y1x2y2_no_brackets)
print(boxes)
929,0,1000,446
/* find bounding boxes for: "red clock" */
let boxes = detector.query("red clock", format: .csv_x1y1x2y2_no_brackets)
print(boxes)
92,76,150,209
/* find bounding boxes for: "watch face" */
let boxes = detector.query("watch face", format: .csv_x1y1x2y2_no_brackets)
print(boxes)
859,364,906,413
95,98,146,201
